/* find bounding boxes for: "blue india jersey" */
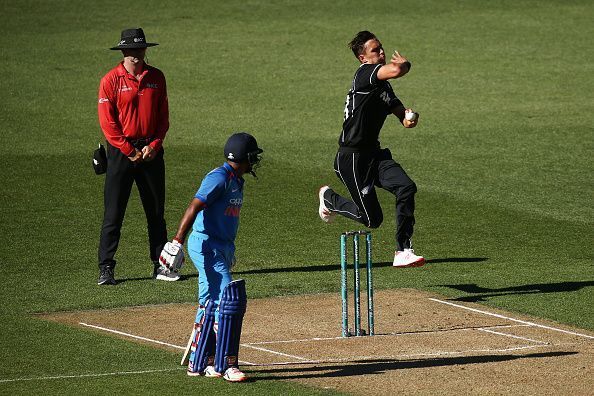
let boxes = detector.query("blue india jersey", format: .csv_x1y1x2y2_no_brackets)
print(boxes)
192,162,244,243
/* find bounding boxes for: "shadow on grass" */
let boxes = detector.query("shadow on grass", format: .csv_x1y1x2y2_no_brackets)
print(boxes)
233,257,488,275
249,351,575,381
440,281,594,302
114,257,488,282
115,274,194,283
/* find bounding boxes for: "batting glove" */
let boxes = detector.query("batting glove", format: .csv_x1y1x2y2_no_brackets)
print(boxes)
159,238,185,272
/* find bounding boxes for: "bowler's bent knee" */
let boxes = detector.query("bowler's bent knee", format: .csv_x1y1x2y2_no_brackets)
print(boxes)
367,213,383,229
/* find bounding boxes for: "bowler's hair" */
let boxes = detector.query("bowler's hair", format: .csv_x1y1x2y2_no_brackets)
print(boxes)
349,31,377,58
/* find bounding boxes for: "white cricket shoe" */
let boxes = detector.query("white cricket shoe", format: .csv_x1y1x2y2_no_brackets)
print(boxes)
318,186,336,223
186,369,201,377
186,365,221,377
393,249,426,268
204,365,223,378
223,367,248,382
153,263,181,281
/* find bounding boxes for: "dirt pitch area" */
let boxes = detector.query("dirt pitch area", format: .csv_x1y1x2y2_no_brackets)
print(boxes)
41,289,593,395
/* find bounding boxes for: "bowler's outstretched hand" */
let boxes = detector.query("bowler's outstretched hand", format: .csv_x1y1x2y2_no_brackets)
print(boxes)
403,109,419,128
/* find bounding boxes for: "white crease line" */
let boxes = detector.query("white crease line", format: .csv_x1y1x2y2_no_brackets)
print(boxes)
79,322,256,366
429,298,594,340
80,322,542,367
241,344,309,361
479,328,549,344
246,336,343,345
0,368,183,383
480,324,532,329
244,344,548,366
243,324,530,346
25,320,551,380
80,322,184,350
395,344,544,358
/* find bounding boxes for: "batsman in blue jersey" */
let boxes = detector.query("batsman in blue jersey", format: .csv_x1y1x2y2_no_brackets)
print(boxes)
158,132,263,382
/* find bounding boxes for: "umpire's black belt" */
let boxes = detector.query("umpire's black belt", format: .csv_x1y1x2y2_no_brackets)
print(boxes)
128,138,153,149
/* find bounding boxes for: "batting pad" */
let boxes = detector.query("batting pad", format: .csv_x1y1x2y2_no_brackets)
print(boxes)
188,301,216,373
215,279,247,373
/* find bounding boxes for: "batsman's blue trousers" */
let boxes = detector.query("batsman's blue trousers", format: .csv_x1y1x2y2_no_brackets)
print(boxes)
187,232,234,323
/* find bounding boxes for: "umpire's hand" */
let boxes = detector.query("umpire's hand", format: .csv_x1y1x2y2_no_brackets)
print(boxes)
142,145,157,161
128,149,143,164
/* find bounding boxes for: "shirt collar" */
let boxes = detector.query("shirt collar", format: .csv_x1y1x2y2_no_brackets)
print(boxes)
116,63,127,76
223,162,243,182
116,62,149,79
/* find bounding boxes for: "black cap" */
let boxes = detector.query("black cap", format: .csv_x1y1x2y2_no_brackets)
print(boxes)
224,132,263,164
110,28,158,50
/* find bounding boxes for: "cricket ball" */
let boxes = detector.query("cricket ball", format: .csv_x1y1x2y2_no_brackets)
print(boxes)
405,111,418,121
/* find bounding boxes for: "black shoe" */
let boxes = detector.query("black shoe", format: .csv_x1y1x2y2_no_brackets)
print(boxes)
98,267,116,285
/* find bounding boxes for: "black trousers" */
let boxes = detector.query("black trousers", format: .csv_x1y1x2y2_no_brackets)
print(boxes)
98,142,167,270
325,148,417,251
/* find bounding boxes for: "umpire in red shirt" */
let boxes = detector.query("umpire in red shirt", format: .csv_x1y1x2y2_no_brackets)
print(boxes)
97,28,178,285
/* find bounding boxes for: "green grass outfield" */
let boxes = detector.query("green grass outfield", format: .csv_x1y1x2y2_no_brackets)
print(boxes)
1,0,592,394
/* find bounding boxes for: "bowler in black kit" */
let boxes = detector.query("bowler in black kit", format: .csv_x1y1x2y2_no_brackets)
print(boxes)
318,31,426,268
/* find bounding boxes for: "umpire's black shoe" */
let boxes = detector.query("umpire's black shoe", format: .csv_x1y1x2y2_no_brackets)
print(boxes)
98,267,116,285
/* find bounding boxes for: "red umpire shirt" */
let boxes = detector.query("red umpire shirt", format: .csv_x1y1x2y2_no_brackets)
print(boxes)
98,62,169,156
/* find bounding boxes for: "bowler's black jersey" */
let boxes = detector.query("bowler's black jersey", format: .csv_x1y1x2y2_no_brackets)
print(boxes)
339,63,402,150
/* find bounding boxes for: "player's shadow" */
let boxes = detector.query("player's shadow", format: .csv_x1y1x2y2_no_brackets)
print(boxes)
115,274,194,284
233,257,488,275
440,281,594,302
116,257,488,281
248,351,575,381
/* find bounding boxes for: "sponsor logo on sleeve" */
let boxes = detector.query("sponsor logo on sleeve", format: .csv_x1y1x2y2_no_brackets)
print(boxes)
98,98,109,103
380,91,391,105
